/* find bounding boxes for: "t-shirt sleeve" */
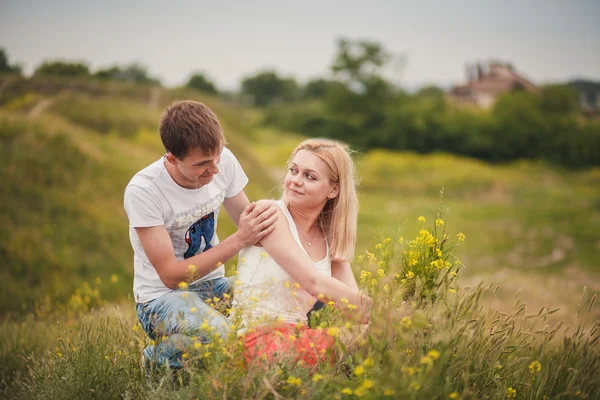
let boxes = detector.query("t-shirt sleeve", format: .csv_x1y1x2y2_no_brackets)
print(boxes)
222,147,249,198
124,184,164,227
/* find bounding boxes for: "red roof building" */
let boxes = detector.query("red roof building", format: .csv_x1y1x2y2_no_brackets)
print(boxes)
450,62,538,109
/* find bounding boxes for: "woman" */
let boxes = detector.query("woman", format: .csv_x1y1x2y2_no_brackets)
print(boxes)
230,138,371,366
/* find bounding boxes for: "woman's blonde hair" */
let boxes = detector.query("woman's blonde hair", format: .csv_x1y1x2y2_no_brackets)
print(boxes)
284,138,358,262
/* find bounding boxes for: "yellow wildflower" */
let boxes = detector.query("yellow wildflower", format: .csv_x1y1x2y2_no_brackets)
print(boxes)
418,216,426,222
449,392,459,399
384,237,392,243
327,327,340,337
375,243,383,249
436,248,443,257
449,288,457,293
401,316,412,328
367,252,377,262
357,254,365,262
428,350,440,360
317,293,325,299
190,307,197,313
406,271,415,279
361,379,374,389
348,304,357,310
312,374,324,382
457,232,466,242
328,301,335,306
420,355,433,367
384,389,395,396
341,388,353,395
528,360,542,373
377,268,385,277
506,387,516,399
436,219,444,227
406,348,414,355
110,274,119,283
354,365,365,376
364,357,374,367
401,366,417,376
286,376,302,386
178,281,188,290
193,342,202,349
341,298,349,304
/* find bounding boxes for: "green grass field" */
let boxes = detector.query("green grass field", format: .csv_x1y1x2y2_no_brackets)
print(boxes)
1,78,598,398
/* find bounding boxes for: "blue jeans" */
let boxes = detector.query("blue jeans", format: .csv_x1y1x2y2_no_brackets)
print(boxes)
136,277,232,370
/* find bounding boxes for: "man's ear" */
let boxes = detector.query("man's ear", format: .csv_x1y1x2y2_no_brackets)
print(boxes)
165,153,179,165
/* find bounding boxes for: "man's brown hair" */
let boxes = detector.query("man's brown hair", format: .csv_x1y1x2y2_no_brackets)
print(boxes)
159,101,226,159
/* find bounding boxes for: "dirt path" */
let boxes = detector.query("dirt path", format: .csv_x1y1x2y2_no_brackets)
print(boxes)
28,97,55,119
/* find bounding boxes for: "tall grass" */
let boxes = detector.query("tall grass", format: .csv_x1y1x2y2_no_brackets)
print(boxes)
3,216,598,399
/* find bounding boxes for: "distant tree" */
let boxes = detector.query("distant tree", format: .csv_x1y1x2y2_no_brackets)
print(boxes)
303,78,335,99
416,85,445,98
0,48,22,75
186,72,218,94
331,38,391,92
539,84,579,115
94,63,160,85
35,60,90,77
241,70,298,106
327,38,395,128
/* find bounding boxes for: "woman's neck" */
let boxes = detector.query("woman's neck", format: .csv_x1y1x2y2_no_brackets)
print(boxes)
287,203,322,234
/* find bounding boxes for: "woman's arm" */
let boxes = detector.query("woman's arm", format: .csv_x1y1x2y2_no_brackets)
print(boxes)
258,201,370,322
331,260,359,290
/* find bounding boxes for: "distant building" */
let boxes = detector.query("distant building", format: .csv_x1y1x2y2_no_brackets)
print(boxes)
449,61,538,109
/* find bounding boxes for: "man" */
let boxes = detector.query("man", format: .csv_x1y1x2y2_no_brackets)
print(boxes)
124,100,276,369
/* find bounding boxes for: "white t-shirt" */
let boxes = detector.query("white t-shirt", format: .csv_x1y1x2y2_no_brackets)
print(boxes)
124,147,248,303
231,200,331,333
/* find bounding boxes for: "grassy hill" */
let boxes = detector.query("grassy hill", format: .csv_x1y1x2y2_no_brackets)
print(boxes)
0,77,276,314
1,76,599,397
1,75,599,318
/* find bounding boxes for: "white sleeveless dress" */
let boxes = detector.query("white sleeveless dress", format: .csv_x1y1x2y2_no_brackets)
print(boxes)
230,200,331,333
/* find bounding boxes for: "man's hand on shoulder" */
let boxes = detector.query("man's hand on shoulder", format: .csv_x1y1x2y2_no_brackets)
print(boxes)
234,200,278,247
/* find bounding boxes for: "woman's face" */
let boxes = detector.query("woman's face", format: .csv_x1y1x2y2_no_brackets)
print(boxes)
284,149,338,209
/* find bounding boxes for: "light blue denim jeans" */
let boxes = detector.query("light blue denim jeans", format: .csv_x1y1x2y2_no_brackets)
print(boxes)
136,276,232,370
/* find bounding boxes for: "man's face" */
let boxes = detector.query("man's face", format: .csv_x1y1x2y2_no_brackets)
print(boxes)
168,147,222,189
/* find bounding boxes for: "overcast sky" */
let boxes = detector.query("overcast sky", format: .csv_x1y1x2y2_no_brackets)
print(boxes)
1,0,598,90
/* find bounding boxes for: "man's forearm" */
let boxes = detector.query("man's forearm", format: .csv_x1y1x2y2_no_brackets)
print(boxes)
159,233,244,289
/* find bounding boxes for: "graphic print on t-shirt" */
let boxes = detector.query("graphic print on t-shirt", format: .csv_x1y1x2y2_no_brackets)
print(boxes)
184,212,215,259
